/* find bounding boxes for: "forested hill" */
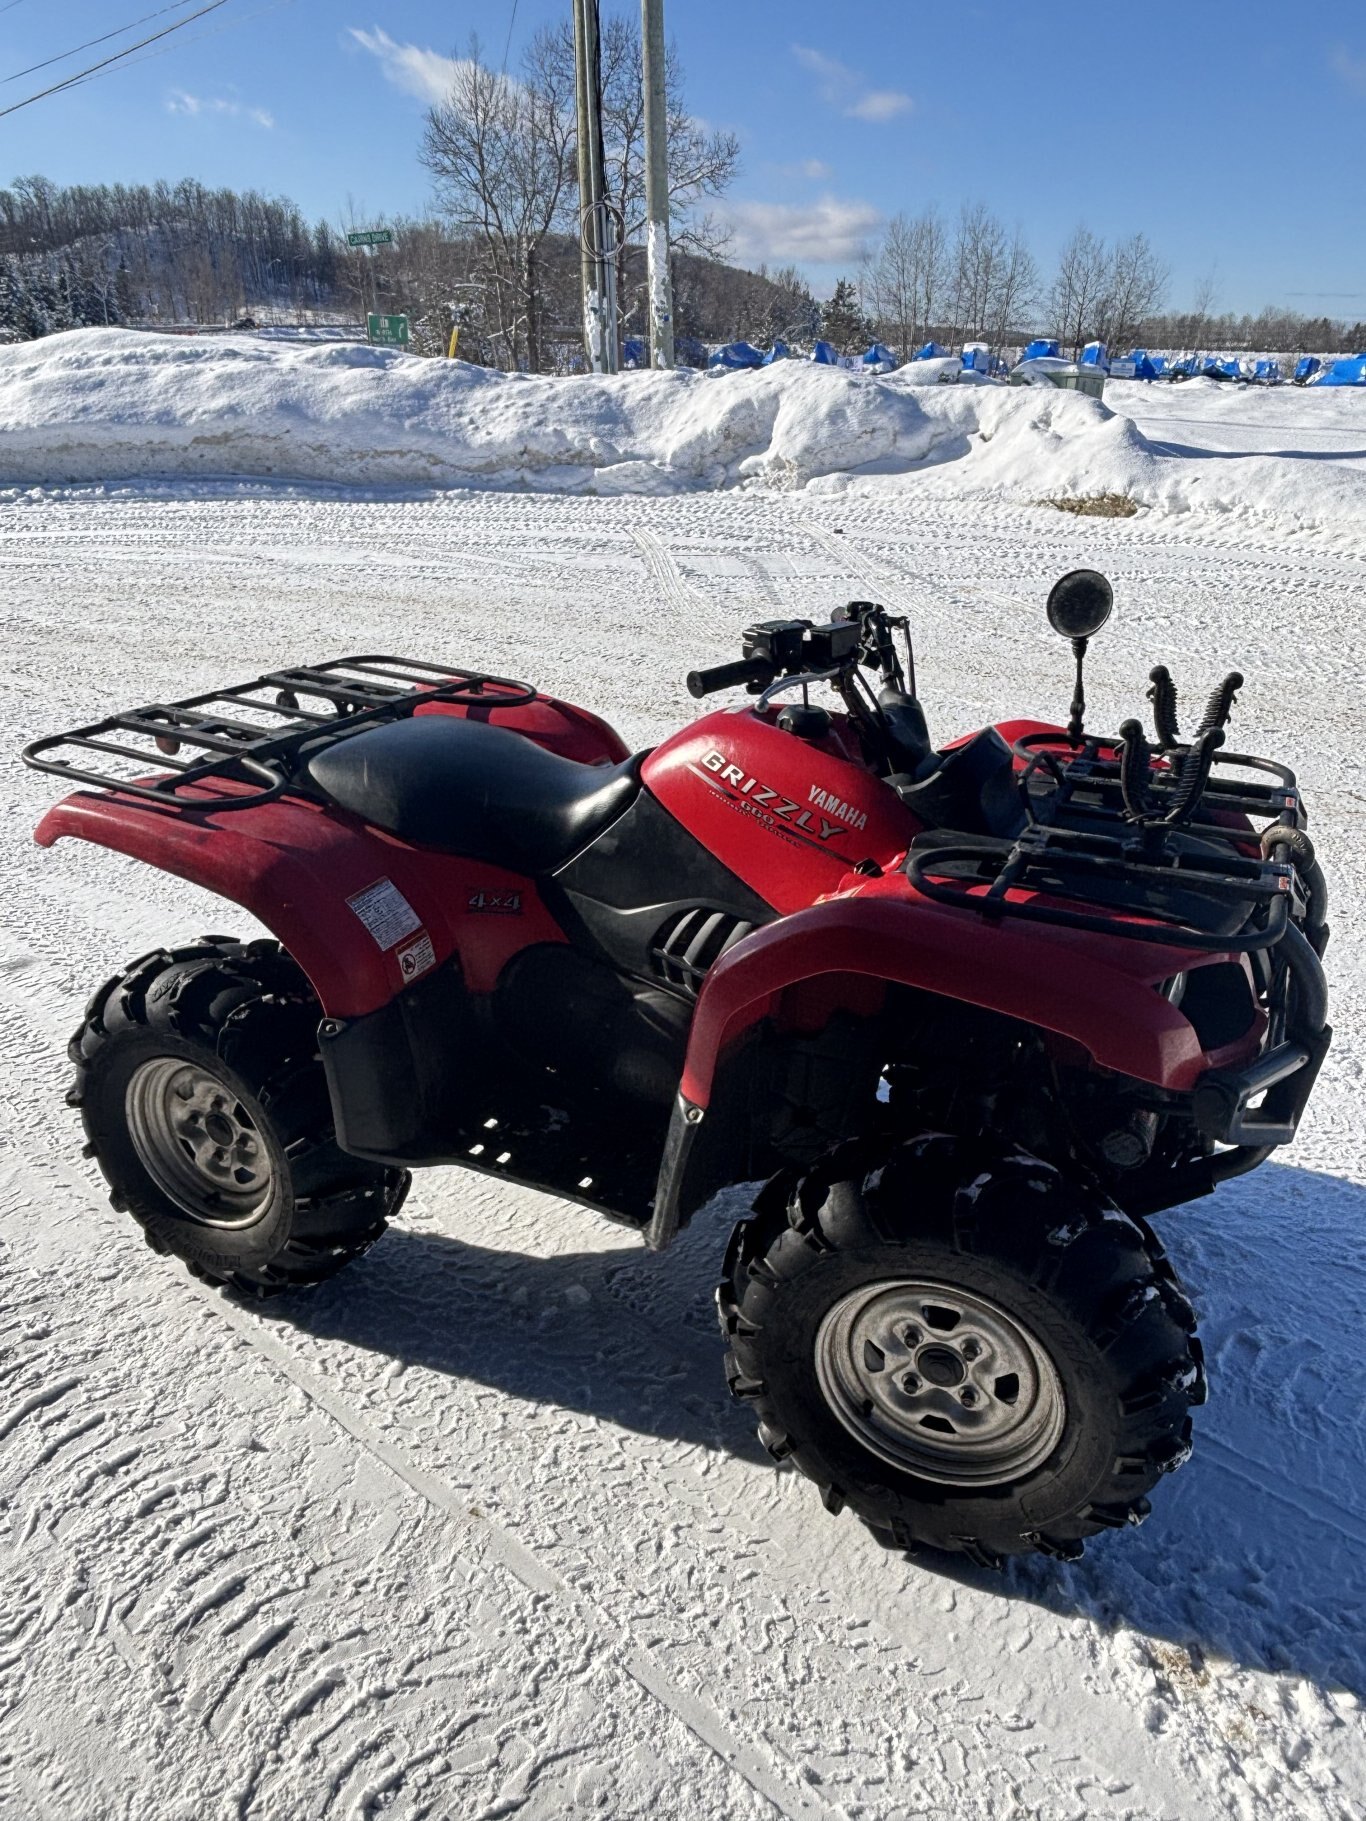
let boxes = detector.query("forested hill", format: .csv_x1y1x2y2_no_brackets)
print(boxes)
0,175,341,335
0,173,814,361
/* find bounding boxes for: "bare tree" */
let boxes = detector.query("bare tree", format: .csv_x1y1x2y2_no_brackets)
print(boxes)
1098,232,1168,350
1049,224,1110,354
985,224,1037,351
420,32,576,370
948,201,1005,341
862,207,948,355
542,13,739,340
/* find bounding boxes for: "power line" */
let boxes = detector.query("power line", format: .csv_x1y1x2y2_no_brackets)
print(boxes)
70,0,295,89
4,1,201,86
0,0,231,120
501,0,519,73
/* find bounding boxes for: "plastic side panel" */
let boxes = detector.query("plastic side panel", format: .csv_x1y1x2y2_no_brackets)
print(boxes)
641,708,918,914
680,895,1219,1106
34,786,564,1017
416,692,630,765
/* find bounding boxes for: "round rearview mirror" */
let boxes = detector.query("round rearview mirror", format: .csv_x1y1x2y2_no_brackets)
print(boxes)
1046,569,1113,640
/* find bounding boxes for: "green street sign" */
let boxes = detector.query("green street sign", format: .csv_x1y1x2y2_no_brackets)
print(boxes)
348,228,394,248
367,313,410,347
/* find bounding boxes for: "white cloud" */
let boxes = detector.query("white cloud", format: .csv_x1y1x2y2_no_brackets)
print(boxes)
791,43,911,123
768,156,833,181
846,89,911,123
166,90,273,128
717,195,883,266
1332,46,1366,95
348,26,469,105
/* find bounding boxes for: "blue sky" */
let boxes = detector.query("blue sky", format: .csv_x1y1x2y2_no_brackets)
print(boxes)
2,0,1364,315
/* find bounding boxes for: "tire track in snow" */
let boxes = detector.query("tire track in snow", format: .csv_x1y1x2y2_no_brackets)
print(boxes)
6,487,1366,1819
203,1287,848,1821
0,1132,814,1821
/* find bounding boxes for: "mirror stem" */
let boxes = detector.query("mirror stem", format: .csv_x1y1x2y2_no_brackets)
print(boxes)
1067,636,1088,744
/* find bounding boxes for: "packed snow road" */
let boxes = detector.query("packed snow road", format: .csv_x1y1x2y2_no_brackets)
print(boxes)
2,484,1364,1821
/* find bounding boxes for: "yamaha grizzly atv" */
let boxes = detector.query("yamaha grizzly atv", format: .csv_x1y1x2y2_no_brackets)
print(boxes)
25,570,1330,1565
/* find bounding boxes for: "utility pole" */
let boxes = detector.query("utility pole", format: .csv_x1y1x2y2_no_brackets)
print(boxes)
572,0,618,373
640,0,674,369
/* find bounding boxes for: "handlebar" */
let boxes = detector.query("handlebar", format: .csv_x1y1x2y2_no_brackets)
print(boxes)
686,656,777,699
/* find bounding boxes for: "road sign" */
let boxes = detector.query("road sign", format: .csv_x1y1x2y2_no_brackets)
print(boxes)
348,228,394,248
367,313,410,348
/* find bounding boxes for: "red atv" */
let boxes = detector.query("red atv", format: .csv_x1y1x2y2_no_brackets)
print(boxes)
26,571,1330,1565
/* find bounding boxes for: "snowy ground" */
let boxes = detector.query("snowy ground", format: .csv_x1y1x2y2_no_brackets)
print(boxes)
2,333,1364,554
2,406,1365,1818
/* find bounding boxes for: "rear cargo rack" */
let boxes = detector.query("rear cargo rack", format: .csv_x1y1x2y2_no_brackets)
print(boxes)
906,730,1302,950
22,656,537,812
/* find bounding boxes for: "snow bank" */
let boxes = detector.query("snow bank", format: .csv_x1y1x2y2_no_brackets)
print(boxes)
1,329,1363,546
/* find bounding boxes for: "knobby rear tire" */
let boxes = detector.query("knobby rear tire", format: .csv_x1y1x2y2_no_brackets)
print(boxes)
717,1134,1205,1566
68,936,408,1296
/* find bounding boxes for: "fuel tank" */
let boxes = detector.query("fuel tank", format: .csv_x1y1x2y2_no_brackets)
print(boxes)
641,706,920,914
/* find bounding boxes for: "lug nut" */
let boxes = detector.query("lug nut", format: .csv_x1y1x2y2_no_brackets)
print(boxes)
960,1339,982,1362
959,1387,979,1407
901,1372,921,1394
901,1325,921,1347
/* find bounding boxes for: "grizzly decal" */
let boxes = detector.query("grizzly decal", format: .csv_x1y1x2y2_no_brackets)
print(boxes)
699,749,858,844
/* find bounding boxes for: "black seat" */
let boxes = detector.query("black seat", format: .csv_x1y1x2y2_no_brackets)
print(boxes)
303,715,641,873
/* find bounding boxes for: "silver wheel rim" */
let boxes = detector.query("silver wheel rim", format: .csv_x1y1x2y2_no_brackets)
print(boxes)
125,1057,276,1228
814,1278,1066,1486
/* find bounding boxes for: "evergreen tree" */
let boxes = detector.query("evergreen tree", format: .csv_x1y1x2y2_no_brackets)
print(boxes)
820,276,871,354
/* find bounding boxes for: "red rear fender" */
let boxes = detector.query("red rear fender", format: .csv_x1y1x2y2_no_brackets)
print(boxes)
35,784,563,1018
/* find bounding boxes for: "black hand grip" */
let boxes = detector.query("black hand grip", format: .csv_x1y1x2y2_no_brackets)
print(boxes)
1147,665,1181,748
1163,727,1224,824
686,656,776,699
1117,718,1156,820
1193,670,1243,741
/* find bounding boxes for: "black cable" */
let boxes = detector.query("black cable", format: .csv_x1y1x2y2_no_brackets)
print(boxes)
501,0,519,73
68,0,294,87
0,0,230,120
4,2,200,84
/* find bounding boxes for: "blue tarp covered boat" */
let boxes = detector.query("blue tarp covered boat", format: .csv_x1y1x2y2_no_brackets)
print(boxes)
1316,354,1366,386
1114,349,1164,380
708,340,766,370
861,342,897,370
911,340,949,360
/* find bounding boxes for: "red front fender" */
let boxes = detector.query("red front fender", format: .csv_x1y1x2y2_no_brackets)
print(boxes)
35,784,562,1018
680,890,1237,1106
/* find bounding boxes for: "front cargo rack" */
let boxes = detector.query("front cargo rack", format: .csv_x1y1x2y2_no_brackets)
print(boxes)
22,655,537,812
906,729,1303,951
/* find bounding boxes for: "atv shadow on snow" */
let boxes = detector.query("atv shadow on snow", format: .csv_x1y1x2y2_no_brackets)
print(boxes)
264,1160,1366,1698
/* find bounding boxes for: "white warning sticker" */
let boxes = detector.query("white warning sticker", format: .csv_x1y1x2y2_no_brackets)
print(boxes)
396,931,437,982
346,878,422,951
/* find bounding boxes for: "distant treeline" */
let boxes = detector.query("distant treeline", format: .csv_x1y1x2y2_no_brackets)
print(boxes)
0,174,1359,363
0,175,341,335
0,173,813,362
1131,307,1365,357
